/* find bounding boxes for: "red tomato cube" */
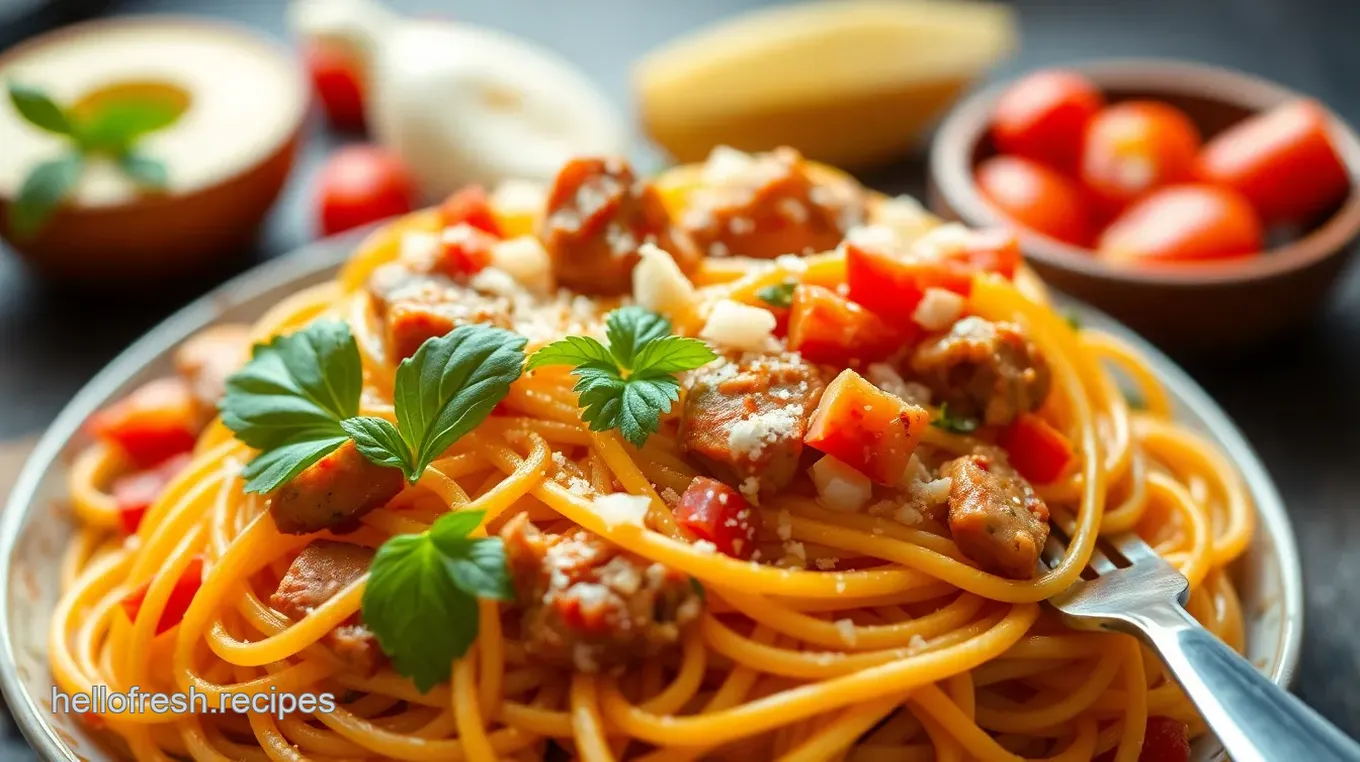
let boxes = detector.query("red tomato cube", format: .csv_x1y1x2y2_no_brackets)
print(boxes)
804,369,931,485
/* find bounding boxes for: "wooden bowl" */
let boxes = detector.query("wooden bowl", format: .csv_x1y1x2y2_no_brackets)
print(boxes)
927,58,1360,352
0,16,308,284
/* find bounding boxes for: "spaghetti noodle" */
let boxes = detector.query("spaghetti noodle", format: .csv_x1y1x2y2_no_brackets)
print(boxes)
52,148,1252,762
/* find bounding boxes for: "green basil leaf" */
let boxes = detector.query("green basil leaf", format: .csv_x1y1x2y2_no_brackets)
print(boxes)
755,282,796,309
362,532,480,693
525,335,614,372
6,153,83,238
393,324,527,481
630,336,717,376
221,321,362,450
240,435,349,494
118,151,168,189
341,417,415,479
76,96,185,153
437,537,514,601
605,306,670,370
429,509,486,540
6,83,71,135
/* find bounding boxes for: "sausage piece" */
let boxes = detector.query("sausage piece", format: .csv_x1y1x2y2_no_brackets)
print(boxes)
367,265,512,362
270,540,385,675
541,157,699,296
681,146,864,259
174,324,252,425
501,514,703,673
941,453,1050,580
269,440,406,535
680,352,825,501
910,316,1051,427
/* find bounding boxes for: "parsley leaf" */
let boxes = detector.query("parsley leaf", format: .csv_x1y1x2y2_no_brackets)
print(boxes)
363,509,513,692
6,152,83,237
527,308,716,448
345,324,527,482
605,306,670,369
932,402,980,434
756,282,796,309
221,321,363,493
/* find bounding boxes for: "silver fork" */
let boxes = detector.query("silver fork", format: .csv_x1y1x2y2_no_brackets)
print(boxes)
1042,524,1360,761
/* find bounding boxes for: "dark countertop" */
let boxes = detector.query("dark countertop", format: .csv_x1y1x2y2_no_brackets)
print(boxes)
1,0,1357,756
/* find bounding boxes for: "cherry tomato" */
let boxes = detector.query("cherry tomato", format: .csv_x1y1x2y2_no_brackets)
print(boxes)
991,69,1104,173
975,155,1093,245
1097,184,1263,264
316,145,417,237
306,41,366,132
1195,99,1350,223
1080,101,1202,215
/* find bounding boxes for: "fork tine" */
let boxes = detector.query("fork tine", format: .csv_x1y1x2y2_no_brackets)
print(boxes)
1086,544,1120,575
1108,531,1164,566
1041,534,1068,570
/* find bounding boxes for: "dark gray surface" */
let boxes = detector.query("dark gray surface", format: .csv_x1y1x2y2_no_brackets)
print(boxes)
1,0,1357,757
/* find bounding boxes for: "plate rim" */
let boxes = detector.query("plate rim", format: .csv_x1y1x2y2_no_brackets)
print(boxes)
0,233,1306,761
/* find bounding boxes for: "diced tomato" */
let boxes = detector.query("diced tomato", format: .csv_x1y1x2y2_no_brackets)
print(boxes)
804,369,930,485
87,378,199,469
553,589,612,634
1095,716,1190,762
119,555,204,635
845,229,1019,325
676,477,759,559
317,145,416,237
439,185,502,237
111,452,194,534
787,285,911,365
999,414,1075,483
1194,99,1350,223
435,223,497,278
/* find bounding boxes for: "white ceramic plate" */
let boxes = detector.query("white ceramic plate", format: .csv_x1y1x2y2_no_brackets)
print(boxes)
0,235,1304,761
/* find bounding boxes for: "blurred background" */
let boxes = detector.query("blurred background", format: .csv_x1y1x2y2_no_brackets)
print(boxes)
1,0,1357,757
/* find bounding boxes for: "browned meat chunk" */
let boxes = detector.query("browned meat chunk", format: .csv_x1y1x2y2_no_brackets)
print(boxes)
174,324,252,424
941,453,1050,580
270,440,406,535
680,352,826,500
910,316,1051,427
681,147,864,259
270,540,384,675
367,265,512,362
501,514,702,673
541,157,700,296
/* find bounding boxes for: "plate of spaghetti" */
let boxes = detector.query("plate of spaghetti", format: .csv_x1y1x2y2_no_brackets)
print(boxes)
0,147,1302,762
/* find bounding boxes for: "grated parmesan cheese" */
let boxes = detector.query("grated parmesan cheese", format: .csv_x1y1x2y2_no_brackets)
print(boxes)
491,178,547,216
909,634,928,651
700,299,778,352
726,404,804,460
399,231,440,267
912,223,976,261
835,618,858,646
784,540,806,565
592,493,650,527
739,476,761,504
702,145,756,185
633,242,698,322
814,557,838,571
810,455,872,512
912,287,965,331
691,539,718,554
776,510,793,541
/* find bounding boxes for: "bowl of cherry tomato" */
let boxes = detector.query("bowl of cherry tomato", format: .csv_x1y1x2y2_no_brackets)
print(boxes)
928,58,1360,350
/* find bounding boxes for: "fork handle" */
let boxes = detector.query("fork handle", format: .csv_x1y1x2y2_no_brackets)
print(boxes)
1135,602,1360,762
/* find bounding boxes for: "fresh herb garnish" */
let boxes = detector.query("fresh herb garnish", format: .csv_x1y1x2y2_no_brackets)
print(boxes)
526,307,716,448
362,509,513,692
343,325,527,482
5,82,185,236
689,577,707,600
221,321,363,494
931,402,979,434
1063,310,1083,331
221,321,525,492
755,281,797,309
